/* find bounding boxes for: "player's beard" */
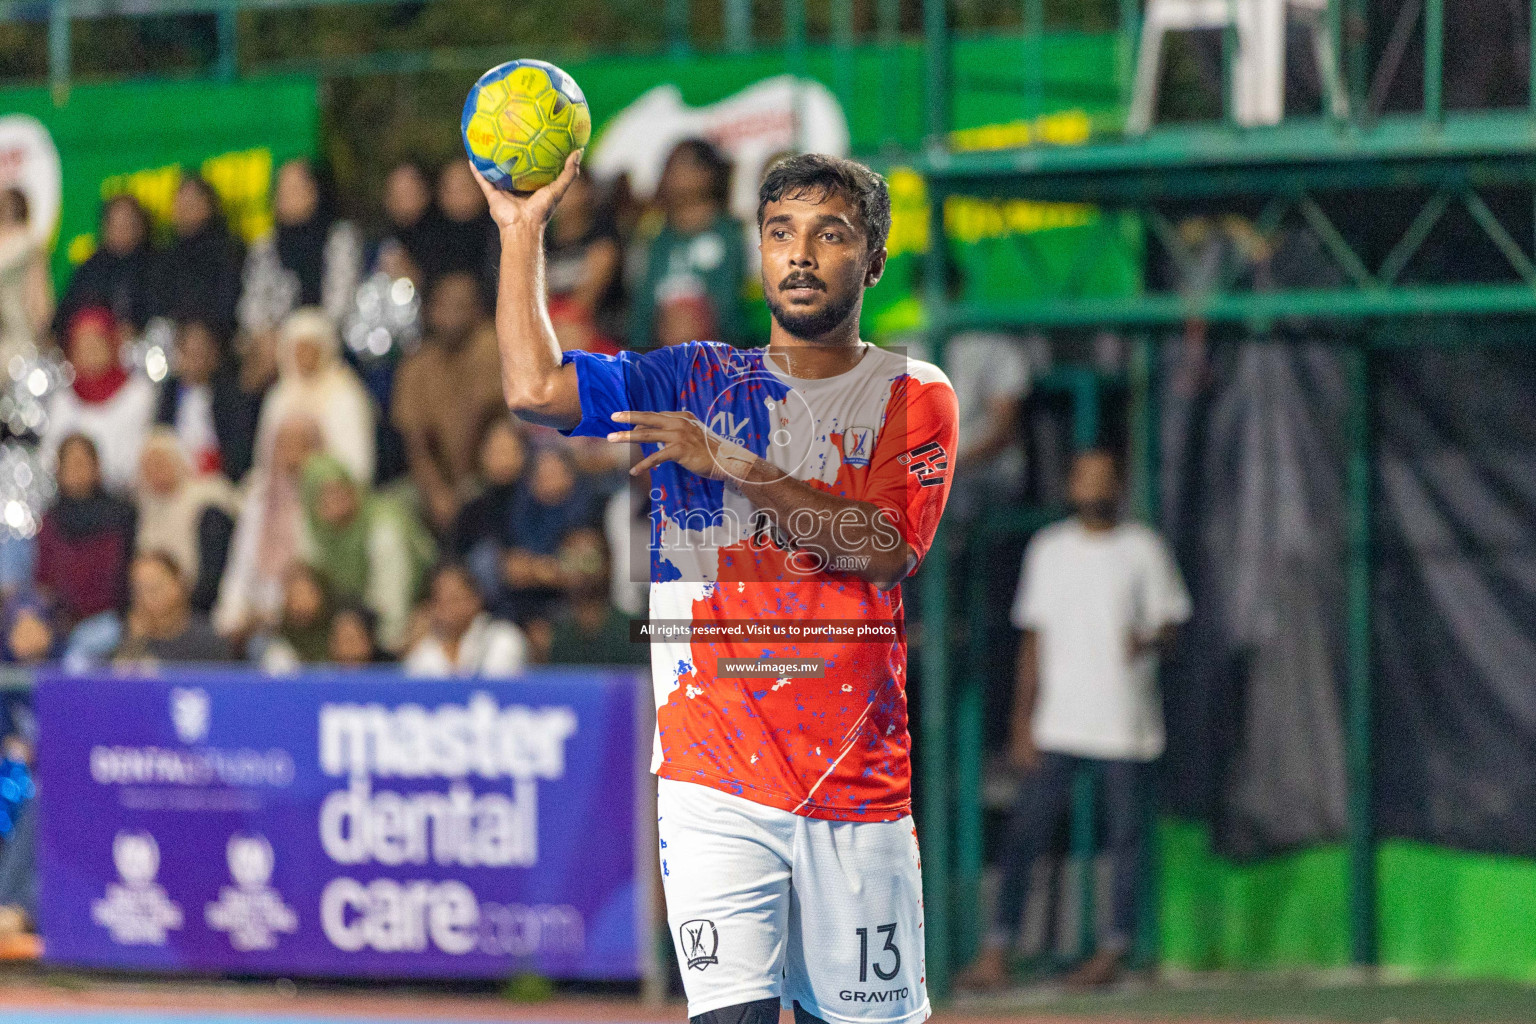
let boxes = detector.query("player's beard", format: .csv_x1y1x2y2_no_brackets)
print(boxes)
764,278,860,340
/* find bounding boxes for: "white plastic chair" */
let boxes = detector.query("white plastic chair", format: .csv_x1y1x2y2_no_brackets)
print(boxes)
1127,0,1349,134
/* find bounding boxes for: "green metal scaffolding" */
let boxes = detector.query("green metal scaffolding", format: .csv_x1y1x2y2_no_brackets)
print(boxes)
914,0,1536,1000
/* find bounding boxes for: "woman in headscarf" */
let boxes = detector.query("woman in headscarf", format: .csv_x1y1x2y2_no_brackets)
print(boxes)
41,307,158,493
501,446,600,622
53,194,153,336
153,318,260,482
258,563,334,673
301,452,434,654
212,414,320,644
0,188,52,368
373,159,435,284
148,174,243,332
134,429,239,614
254,307,376,484
450,414,528,595
238,157,363,338
414,161,498,296
34,434,136,662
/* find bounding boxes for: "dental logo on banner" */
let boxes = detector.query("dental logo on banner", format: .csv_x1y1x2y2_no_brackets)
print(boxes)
37,669,643,979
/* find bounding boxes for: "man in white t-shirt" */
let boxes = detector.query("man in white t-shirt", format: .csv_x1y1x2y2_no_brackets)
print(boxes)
958,450,1190,991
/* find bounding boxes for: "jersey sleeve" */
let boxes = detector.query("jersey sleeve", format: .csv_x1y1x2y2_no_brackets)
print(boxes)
863,374,960,574
559,346,684,437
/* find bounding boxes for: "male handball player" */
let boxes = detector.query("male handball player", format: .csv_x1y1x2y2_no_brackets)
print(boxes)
475,149,958,1024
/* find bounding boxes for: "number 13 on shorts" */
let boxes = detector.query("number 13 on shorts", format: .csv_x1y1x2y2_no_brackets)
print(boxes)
659,779,930,1024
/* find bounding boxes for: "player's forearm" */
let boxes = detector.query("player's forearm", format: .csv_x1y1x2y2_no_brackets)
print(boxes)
493,222,578,428
733,459,914,590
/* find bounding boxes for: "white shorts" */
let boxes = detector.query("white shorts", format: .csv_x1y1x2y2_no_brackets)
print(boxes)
657,778,930,1024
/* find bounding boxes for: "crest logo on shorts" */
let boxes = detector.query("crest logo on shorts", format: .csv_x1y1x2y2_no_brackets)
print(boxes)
680,918,719,970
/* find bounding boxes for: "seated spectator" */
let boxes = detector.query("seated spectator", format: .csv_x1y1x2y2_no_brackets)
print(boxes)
452,415,527,593
154,319,260,482
547,530,644,666
53,194,154,337
1,594,61,667
329,603,384,667
239,157,363,339
114,551,231,665
500,446,600,621
302,453,434,653
629,139,747,349
0,187,53,366
35,434,135,665
545,171,624,351
404,563,527,677
148,174,243,333
42,308,158,493
255,307,376,485
213,415,322,642
135,429,239,614
259,564,333,673
391,272,507,532
420,161,497,295
374,159,435,284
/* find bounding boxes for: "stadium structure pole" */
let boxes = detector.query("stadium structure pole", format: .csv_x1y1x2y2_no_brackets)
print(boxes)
215,3,238,82
1424,0,1443,121
665,0,690,58
1024,0,1045,117
48,0,69,102
832,0,856,128
724,0,751,52
923,0,950,153
1128,334,1161,969
878,0,902,153
1344,345,1377,966
919,182,954,1000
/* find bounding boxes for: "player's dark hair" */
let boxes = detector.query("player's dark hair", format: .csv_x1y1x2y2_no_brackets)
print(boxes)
757,154,891,254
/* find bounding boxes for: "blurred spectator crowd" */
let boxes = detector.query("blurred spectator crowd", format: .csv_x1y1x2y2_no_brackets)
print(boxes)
0,139,785,681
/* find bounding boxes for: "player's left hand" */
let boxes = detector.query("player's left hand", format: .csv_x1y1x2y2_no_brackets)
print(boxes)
608,410,757,483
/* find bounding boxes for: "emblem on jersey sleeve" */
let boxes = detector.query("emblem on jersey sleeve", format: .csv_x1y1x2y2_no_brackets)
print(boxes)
842,426,876,468
680,918,720,969
898,441,949,487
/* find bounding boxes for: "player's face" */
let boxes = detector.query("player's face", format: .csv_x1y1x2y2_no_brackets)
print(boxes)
760,191,885,341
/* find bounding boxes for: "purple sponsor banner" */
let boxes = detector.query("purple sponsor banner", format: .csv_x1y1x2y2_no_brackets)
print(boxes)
35,667,643,980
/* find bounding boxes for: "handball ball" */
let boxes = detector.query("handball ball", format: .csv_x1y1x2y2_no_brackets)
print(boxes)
462,59,592,193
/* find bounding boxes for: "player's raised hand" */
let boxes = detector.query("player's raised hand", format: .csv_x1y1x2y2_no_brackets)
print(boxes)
470,148,583,233
608,410,758,483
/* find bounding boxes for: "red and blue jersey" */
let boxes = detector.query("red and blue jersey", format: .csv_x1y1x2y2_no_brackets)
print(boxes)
562,341,958,821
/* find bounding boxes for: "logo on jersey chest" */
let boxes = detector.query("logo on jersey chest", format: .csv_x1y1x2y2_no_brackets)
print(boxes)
708,410,750,441
841,426,876,468
680,918,719,969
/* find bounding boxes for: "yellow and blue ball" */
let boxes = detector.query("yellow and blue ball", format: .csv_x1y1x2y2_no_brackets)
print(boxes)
461,59,591,193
